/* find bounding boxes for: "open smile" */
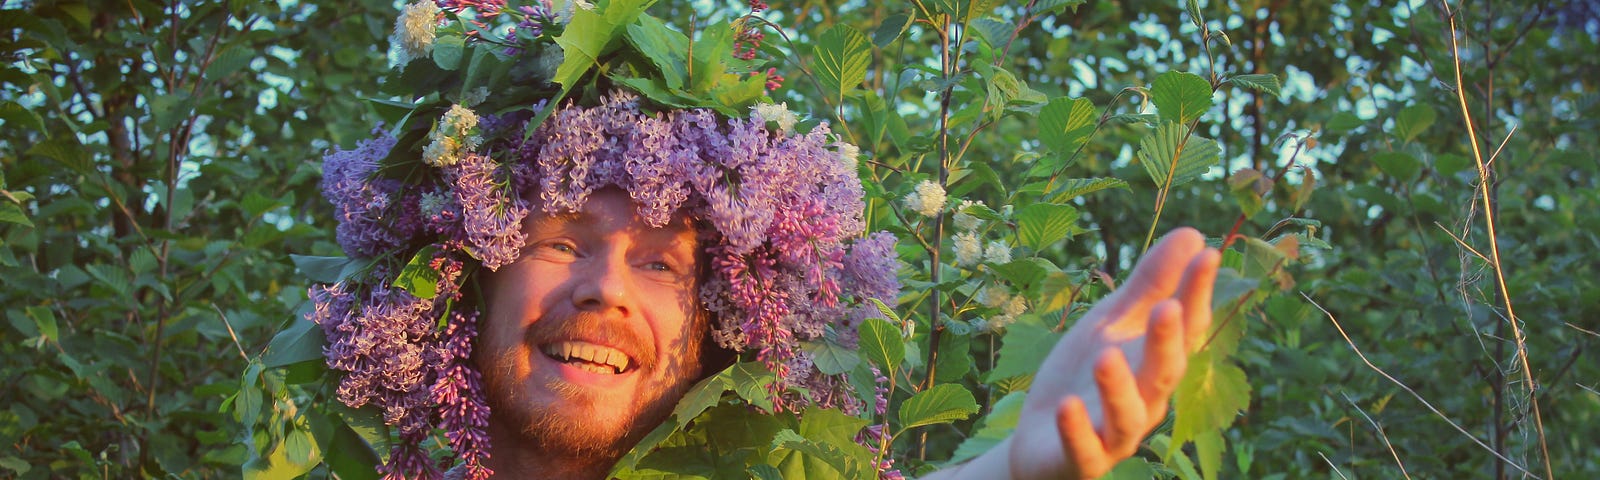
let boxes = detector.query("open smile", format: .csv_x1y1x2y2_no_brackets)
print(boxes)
540,341,636,375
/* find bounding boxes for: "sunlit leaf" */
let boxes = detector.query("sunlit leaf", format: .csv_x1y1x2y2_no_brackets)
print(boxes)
814,24,871,105
1047,177,1128,203
858,318,904,372
1149,71,1213,125
1228,73,1282,98
1137,121,1219,189
1171,350,1251,450
898,383,979,430
1038,97,1097,155
1393,104,1436,142
1017,202,1080,251
985,320,1062,383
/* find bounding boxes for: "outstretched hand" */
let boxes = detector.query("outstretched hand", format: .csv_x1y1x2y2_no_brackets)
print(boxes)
1006,227,1220,479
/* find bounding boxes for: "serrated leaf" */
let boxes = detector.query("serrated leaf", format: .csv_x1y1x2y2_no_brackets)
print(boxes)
1170,350,1249,456
858,318,904,372
205,45,253,79
1047,177,1128,203
770,428,867,479
985,321,1062,382
1038,96,1097,156
25,137,93,176
324,420,382,480
0,100,45,134
1325,111,1364,133
552,0,655,88
1393,104,1436,142
612,366,731,474
686,20,733,94
1149,71,1213,125
803,339,860,375
0,202,32,227
1137,121,1219,189
625,15,689,90
1373,151,1421,182
814,24,871,105
1016,202,1080,251
898,383,979,430
1228,73,1282,98
872,13,912,48
1194,426,1225,480
1036,0,1088,14
748,464,783,480
991,257,1057,288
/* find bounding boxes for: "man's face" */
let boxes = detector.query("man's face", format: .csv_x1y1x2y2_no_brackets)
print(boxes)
478,187,706,461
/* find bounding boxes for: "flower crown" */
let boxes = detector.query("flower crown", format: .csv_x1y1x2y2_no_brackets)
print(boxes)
306,1,899,478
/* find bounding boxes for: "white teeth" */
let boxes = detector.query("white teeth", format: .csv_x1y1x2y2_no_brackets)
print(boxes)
540,341,632,374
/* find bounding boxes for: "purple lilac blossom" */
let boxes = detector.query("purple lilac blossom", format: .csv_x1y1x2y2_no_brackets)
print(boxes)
321,130,418,257
432,310,493,480
448,152,528,271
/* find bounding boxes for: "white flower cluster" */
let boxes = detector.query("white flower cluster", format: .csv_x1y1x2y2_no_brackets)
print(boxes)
952,199,984,231
975,284,1028,331
751,102,800,134
953,231,982,267
903,180,946,218
391,1,441,66
835,141,860,169
423,104,483,167
983,240,1012,264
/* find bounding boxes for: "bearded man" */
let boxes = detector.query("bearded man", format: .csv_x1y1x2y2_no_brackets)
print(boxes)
298,3,1223,479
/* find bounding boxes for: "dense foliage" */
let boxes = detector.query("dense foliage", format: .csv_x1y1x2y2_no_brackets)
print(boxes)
1,0,1595,479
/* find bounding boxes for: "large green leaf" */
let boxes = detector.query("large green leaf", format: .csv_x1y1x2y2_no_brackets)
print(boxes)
897,383,979,430
1373,151,1422,182
858,318,904,372
947,391,1026,464
1149,71,1213,125
1393,104,1436,142
1170,349,1251,452
1136,121,1219,189
1016,202,1080,251
814,24,871,105
624,15,689,90
552,0,656,88
802,339,860,375
1038,96,1097,155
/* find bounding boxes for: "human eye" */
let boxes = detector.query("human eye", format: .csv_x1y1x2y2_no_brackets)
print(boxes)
644,261,673,272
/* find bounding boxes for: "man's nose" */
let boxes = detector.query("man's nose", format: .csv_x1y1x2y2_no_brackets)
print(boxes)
571,252,632,316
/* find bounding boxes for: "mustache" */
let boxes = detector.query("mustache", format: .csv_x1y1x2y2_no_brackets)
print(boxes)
524,312,657,371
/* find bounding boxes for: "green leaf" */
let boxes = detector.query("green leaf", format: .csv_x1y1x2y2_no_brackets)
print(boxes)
1047,177,1128,203
432,35,466,70
323,420,382,480
0,202,32,228
1325,112,1364,133
625,15,689,90
1373,151,1421,182
1170,349,1251,450
1103,457,1160,480
394,246,441,299
947,391,1026,464
814,24,871,105
0,100,45,134
1194,428,1225,480
262,316,326,368
985,320,1062,382
1038,97,1097,155
25,137,93,177
858,318,904,372
1393,104,1436,142
991,257,1058,288
748,464,783,480
290,254,356,284
898,383,979,430
872,13,913,48
611,368,730,474
1137,121,1219,189
1149,71,1213,125
1435,153,1471,177
25,306,57,343
205,45,253,79
1228,73,1282,98
1036,0,1088,14
552,0,655,88
1016,202,1080,251
802,339,860,375
686,20,733,94
770,428,867,479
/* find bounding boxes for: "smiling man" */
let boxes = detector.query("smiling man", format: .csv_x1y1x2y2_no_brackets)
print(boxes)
476,188,709,478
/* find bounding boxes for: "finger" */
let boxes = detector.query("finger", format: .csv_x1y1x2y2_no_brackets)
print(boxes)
1176,247,1221,351
1095,348,1150,458
1138,300,1186,420
1057,395,1112,478
1118,228,1206,307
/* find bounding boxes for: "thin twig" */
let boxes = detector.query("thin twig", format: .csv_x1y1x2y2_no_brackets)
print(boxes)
1317,452,1352,480
1304,292,1540,479
1340,391,1412,479
1432,221,1489,263
1439,2,1553,476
